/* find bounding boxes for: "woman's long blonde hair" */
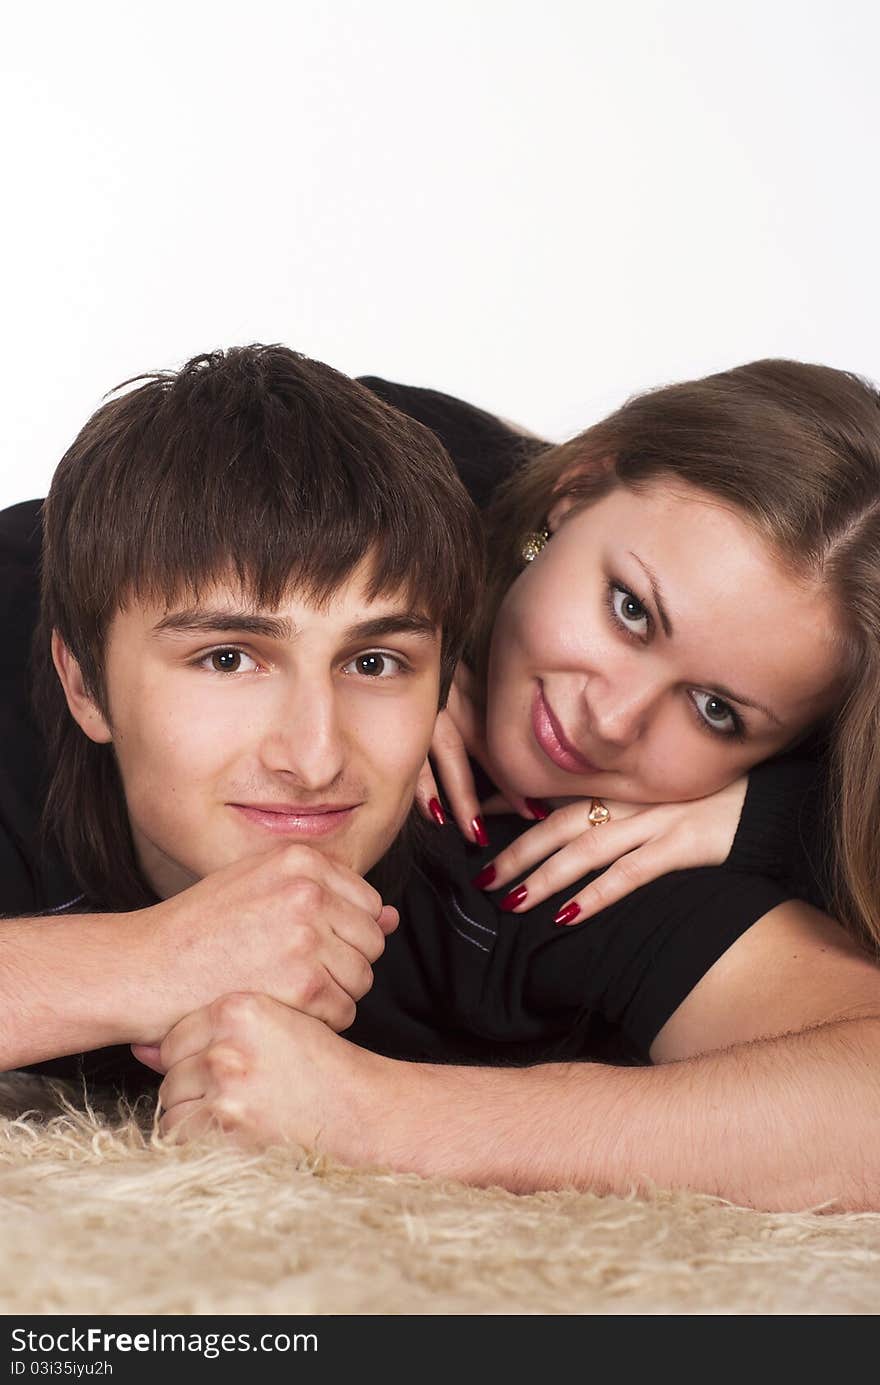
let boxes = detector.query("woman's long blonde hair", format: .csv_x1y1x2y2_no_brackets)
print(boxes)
477,359,880,952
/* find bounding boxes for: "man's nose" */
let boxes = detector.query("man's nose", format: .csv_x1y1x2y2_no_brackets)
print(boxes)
258,679,346,789
585,665,663,749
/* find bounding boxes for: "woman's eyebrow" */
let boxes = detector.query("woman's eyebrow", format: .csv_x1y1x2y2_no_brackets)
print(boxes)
702,680,782,726
629,552,673,637
628,552,782,725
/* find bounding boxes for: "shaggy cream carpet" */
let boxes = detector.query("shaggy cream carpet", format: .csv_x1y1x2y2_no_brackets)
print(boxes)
1,1073,878,1316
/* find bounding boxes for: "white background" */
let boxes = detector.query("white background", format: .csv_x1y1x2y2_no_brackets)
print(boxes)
1,0,878,510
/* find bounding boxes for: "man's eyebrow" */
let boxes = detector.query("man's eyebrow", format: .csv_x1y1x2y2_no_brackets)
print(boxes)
341,613,438,643
152,611,294,640
628,552,782,726
150,610,438,644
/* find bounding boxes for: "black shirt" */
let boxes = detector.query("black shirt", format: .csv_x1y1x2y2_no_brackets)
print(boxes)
349,817,786,1065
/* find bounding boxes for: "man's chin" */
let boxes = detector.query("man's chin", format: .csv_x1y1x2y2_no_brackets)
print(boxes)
252,832,379,878
157,815,400,890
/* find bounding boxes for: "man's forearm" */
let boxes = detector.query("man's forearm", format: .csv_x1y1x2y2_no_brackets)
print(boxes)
0,912,154,1068
374,1016,880,1212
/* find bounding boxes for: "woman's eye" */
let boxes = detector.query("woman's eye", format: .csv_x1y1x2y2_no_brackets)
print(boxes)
202,648,258,674
344,651,403,679
610,583,649,636
691,689,738,735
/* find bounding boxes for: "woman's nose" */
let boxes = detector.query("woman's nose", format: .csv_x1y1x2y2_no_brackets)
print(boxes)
585,669,663,749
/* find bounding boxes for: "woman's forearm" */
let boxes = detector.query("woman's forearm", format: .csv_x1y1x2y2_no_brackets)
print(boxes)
375,1016,880,1212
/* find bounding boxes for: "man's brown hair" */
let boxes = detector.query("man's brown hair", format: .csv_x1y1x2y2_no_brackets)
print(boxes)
35,344,483,909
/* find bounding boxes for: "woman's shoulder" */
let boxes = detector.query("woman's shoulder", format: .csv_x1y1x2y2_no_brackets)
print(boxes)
358,376,546,509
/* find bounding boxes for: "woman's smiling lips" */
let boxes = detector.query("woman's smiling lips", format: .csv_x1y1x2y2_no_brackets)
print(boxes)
531,684,601,775
230,802,359,836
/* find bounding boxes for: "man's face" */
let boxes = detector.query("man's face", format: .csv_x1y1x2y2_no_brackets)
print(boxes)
61,562,442,898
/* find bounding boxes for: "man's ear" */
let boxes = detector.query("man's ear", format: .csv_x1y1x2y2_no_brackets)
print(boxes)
51,630,113,744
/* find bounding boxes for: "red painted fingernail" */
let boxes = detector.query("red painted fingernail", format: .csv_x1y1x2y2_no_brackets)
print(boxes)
471,816,489,847
554,902,581,926
428,798,446,827
525,798,551,820
499,884,528,911
471,864,497,889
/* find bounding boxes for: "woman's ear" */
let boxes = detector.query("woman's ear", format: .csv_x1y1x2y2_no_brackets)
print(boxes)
547,456,617,533
51,630,113,744
546,493,580,533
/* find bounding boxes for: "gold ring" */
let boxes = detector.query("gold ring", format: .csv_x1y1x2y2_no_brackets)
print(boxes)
587,797,610,826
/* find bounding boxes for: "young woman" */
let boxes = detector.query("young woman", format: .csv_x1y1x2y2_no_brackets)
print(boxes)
364,359,878,953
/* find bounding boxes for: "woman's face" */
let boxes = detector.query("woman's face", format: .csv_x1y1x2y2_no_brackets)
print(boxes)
486,478,845,804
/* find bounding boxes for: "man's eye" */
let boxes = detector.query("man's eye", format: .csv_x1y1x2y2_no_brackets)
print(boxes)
201,648,258,674
610,583,649,635
343,651,404,679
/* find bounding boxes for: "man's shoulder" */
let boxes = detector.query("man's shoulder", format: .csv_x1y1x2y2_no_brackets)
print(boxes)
0,500,43,644
0,817,84,919
0,498,43,664
0,498,43,564
0,497,66,919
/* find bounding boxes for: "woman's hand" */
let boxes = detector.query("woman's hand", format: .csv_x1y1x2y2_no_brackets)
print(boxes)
416,662,547,845
473,777,749,924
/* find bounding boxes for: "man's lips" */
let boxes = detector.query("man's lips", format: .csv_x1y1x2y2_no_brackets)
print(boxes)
229,802,360,837
531,685,601,775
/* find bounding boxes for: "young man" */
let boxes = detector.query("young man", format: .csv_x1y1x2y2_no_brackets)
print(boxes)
3,351,880,1211
0,344,482,1087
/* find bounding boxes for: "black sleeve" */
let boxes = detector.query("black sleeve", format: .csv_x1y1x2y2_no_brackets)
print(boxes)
726,754,830,910
546,867,790,1059
479,848,791,1062
357,376,544,511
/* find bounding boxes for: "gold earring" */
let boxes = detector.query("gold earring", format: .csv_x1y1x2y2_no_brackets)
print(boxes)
521,528,550,563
